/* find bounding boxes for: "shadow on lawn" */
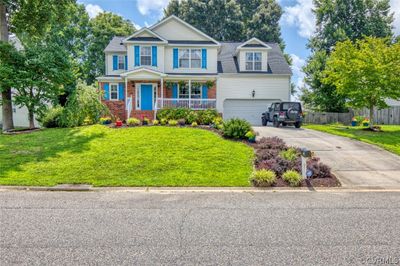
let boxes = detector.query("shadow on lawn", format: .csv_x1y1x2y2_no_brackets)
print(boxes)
0,127,105,177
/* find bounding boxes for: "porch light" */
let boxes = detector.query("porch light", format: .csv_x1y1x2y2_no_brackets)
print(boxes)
252,90,255,98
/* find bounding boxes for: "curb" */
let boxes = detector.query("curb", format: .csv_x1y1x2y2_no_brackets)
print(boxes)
1,185,400,193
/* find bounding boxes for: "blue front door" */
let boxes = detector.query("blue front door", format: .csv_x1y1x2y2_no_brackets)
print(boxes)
140,84,153,110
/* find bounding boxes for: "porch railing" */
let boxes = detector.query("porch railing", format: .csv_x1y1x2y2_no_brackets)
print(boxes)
156,98,216,110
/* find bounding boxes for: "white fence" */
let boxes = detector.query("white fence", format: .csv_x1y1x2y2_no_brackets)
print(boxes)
156,98,216,110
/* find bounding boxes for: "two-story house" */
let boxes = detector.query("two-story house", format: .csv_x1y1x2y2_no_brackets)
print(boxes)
97,15,292,125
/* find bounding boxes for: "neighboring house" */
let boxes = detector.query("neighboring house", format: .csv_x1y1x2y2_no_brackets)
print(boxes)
0,35,40,128
97,15,292,125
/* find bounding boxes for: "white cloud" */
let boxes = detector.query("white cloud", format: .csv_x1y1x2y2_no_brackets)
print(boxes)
281,0,316,39
133,22,142,30
85,4,104,19
137,0,170,16
290,54,306,89
391,0,400,35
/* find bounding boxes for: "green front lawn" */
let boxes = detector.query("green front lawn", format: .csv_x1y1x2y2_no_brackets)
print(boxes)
0,125,254,187
304,124,400,156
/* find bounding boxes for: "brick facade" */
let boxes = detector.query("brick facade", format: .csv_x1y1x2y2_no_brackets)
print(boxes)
100,80,217,121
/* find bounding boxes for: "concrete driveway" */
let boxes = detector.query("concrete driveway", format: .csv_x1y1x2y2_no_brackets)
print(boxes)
255,126,400,189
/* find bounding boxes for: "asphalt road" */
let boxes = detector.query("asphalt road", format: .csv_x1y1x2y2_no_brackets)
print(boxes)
1,190,400,265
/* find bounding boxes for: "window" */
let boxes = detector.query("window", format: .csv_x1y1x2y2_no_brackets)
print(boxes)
110,84,118,100
118,55,125,70
140,46,152,66
191,83,202,99
178,82,189,98
245,52,262,71
179,49,202,68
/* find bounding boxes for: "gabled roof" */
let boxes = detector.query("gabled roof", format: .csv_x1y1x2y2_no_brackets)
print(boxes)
236,38,272,50
218,42,292,75
150,15,220,46
122,28,167,44
104,36,126,52
120,67,167,77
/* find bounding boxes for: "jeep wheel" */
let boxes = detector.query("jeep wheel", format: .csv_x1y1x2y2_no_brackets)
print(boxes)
294,122,302,128
273,118,280,128
262,118,267,126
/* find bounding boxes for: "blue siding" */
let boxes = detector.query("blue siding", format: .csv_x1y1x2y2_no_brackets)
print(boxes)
202,49,207,69
118,83,125,101
104,83,110,100
112,55,118,70
152,46,157,67
134,46,140,66
173,48,179,69
202,85,208,99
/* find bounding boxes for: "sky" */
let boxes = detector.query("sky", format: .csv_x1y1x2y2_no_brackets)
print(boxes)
80,0,400,95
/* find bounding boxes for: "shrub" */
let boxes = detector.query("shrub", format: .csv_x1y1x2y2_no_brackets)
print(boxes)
178,118,186,126
152,119,159,125
249,170,276,187
186,111,199,124
197,109,219,125
39,106,64,128
191,122,198,127
258,157,291,176
157,108,190,121
256,137,287,151
222,118,252,139
61,82,109,127
280,148,299,161
160,118,167,125
127,118,141,126
168,120,178,126
307,157,332,178
282,170,302,187
143,117,150,124
100,117,112,125
213,117,223,126
255,149,280,164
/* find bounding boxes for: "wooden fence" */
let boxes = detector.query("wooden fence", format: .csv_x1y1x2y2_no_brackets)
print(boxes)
305,106,400,125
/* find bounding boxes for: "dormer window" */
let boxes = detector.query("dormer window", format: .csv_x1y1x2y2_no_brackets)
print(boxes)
246,52,262,71
140,46,152,66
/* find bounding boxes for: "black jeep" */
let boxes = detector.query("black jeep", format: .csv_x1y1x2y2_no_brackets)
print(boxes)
262,102,303,128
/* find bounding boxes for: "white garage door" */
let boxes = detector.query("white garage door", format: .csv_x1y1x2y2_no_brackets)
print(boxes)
223,99,275,126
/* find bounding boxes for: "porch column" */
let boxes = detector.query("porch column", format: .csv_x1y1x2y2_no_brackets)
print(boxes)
188,79,191,109
161,77,164,109
125,77,128,120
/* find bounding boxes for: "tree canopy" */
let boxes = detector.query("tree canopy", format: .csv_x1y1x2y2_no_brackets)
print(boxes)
323,37,400,127
164,0,284,48
301,0,394,112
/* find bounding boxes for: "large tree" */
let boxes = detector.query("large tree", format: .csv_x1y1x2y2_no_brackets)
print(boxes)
164,0,284,46
301,0,394,112
323,37,400,128
2,42,74,128
0,0,73,131
85,12,135,85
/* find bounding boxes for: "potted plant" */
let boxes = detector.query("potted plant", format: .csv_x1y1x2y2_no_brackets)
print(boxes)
245,131,256,143
100,117,112,125
362,118,370,127
351,117,358,127
115,118,123,127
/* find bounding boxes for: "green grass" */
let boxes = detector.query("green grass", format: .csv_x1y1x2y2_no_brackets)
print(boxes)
0,125,254,187
304,124,400,156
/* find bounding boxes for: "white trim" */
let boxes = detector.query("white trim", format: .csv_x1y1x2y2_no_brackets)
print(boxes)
217,73,292,77
236,37,272,50
178,48,202,69
140,46,152,67
166,43,219,47
109,83,119,101
122,28,168,44
136,83,157,111
121,67,167,77
150,15,221,46
96,77,124,82
245,51,262,71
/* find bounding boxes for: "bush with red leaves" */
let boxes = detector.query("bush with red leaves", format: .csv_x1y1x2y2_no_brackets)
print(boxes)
307,157,332,178
256,137,288,151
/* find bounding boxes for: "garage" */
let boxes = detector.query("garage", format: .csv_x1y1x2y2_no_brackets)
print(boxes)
223,99,275,125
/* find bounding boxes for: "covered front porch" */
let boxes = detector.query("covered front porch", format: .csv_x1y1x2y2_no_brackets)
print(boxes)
121,68,217,119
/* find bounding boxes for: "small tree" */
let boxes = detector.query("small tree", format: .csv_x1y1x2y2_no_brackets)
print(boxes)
323,37,400,128
12,42,74,128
